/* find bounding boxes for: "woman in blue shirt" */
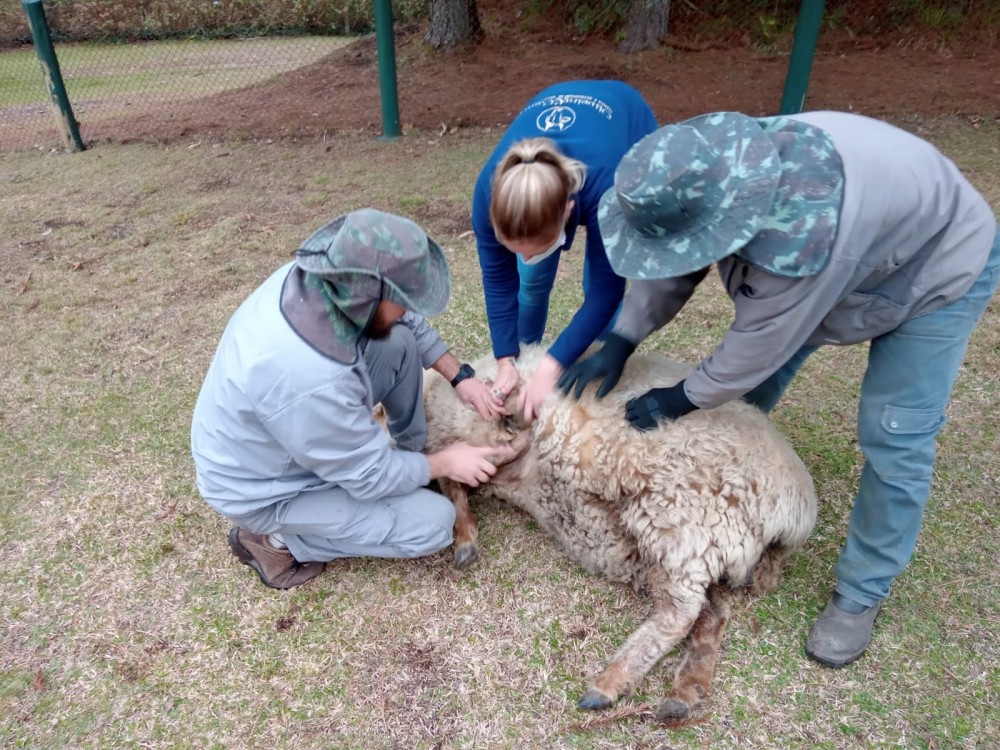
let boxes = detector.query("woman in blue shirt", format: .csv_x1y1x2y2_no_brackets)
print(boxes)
471,80,657,420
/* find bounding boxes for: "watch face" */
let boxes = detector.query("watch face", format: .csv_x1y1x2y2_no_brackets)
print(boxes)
451,363,474,387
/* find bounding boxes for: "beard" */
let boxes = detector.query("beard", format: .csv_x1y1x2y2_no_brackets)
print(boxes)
363,319,396,340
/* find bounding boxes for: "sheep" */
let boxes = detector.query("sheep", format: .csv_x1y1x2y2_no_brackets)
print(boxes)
422,344,818,720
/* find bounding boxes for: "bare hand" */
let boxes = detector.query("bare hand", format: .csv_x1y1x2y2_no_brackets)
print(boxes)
456,377,506,420
491,358,520,401
428,442,515,488
517,354,563,423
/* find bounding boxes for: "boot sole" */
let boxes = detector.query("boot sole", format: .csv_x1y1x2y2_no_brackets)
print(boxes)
804,644,866,669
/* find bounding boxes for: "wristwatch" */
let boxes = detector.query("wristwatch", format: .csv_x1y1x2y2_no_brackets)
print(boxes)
449,363,476,388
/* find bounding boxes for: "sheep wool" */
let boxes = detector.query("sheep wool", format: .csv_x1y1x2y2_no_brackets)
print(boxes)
423,344,818,720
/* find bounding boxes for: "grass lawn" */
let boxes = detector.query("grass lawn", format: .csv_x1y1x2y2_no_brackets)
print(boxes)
0,36,351,148
0,118,998,749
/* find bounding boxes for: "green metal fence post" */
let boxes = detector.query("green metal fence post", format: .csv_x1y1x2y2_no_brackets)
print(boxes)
373,0,401,140
779,0,826,115
22,0,85,152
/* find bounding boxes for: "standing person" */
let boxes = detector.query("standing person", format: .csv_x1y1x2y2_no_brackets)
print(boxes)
472,80,658,421
192,209,514,590
558,111,1000,667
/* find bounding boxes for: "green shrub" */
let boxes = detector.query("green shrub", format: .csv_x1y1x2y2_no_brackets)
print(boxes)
0,0,426,45
1,0,994,48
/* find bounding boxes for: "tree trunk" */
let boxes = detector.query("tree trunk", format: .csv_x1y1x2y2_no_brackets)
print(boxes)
426,0,484,51
620,0,671,54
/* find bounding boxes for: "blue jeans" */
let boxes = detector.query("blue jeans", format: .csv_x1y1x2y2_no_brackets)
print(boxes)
743,344,819,412
748,229,1000,607
516,249,561,344
516,249,620,344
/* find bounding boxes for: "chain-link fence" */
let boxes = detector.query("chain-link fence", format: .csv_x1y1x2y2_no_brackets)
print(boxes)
1,35,351,151
3,0,997,152
0,0,425,151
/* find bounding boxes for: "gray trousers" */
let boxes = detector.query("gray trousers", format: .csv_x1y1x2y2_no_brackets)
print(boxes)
231,325,456,563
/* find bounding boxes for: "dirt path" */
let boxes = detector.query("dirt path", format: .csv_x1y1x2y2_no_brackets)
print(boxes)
39,20,1000,147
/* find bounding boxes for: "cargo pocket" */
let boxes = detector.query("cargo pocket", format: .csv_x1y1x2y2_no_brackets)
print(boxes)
880,405,945,435
875,404,945,480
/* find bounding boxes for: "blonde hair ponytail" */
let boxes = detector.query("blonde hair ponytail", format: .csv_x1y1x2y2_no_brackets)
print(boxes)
490,137,587,243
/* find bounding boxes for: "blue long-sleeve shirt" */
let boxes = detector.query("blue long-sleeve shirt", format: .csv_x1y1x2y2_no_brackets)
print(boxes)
471,80,658,367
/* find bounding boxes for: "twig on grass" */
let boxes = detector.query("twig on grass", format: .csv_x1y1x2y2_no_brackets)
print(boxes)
562,701,711,733
560,703,652,733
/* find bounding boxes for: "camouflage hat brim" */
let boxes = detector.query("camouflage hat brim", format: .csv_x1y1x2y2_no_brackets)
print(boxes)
295,209,451,318
598,113,782,280
382,237,450,317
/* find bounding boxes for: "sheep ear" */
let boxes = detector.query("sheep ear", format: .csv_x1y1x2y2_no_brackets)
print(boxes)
491,433,535,485
503,384,522,418
493,451,536,485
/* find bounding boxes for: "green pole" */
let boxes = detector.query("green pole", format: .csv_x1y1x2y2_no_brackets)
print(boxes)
22,0,85,151
779,0,826,115
373,0,401,140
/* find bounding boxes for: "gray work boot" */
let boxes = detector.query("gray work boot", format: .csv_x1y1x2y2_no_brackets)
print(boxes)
227,527,325,590
805,592,881,668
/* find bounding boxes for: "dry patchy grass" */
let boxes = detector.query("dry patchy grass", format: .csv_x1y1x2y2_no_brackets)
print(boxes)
1,120,998,750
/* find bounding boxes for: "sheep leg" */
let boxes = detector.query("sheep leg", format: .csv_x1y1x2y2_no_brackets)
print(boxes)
579,578,705,710
656,584,734,720
654,545,790,719
748,543,789,596
437,478,480,569
433,434,530,569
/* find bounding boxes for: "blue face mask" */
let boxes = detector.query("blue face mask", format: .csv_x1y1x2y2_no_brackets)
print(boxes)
522,229,566,266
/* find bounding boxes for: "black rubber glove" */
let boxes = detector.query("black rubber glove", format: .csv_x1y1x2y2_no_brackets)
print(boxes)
625,381,697,431
557,333,637,399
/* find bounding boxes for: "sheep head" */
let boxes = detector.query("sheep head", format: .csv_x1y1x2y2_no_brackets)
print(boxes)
465,382,535,485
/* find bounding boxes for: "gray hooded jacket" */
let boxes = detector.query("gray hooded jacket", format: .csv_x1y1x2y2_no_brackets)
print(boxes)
191,262,449,516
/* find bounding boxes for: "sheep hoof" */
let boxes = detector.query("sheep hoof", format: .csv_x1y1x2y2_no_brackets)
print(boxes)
578,688,614,710
654,698,690,721
453,542,480,569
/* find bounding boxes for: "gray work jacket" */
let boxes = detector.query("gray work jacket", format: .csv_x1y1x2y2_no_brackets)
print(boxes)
614,111,996,408
191,262,449,516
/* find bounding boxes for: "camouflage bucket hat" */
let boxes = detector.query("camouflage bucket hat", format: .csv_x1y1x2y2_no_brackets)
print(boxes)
294,208,451,317
598,112,782,280
735,115,844,278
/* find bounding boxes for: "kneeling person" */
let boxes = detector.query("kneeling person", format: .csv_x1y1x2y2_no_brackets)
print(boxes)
191,209,508,589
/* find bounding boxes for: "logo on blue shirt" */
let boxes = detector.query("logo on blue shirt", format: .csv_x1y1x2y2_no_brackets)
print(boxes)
536,106,576,133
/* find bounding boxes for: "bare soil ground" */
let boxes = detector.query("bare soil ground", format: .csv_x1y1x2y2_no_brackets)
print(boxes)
106,17,1000,146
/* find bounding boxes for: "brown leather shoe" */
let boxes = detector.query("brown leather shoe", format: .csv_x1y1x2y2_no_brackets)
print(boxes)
227,527,324,589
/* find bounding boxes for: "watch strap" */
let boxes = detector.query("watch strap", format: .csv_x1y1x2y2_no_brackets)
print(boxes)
450,363,475,388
